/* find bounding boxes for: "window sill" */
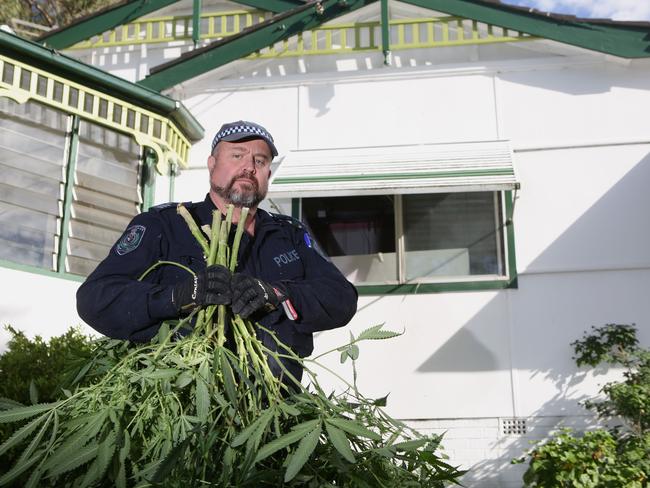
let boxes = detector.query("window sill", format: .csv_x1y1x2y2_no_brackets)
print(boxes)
355,277,517,295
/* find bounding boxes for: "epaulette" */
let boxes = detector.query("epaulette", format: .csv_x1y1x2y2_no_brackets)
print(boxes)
148,201,193,213
270,212,306,230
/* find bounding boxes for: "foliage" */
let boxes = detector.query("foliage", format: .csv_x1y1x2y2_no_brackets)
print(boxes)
0,205,464,487
515,324,650,487
0,0,120,30
0,325,95,477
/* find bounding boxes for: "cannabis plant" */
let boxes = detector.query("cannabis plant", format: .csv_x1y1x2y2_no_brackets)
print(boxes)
0,204,463,487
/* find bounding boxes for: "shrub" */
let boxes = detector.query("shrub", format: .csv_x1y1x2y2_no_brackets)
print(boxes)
515,324,650,487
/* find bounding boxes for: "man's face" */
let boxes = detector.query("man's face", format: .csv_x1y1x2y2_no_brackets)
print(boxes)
208,138,273,208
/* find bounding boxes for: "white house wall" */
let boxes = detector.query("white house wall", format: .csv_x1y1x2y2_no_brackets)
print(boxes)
2,16,650,486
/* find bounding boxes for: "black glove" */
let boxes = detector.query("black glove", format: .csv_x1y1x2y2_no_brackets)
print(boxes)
231,273,284,318
172,264,232,313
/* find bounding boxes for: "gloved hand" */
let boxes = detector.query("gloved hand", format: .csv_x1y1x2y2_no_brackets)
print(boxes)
231,273,284,318
172,264,232,313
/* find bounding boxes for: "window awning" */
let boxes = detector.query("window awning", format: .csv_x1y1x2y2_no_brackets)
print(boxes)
268,140,518,198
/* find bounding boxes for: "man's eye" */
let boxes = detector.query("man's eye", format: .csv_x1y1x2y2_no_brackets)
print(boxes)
232,153,242,159
255,159,266,166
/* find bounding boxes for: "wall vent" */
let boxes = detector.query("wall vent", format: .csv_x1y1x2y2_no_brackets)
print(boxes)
500,418,527,435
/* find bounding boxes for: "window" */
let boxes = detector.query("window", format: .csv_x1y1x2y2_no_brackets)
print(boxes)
0,99,68,270
66,121,142,276
302,191,511,287
0,100,144,278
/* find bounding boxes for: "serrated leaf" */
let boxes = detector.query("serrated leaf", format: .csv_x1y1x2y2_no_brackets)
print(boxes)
246,409,274,453
95,430,117,480
28,380,38,405
325,423,355,463
16,411,53,465
0,412,48,457
175,371,193,388
0,402,59,424
150,436,191,483
232,411,268,448
23,466,42,488
46,442,99,478
284,424,321,482
0,397,23,409
0,449,43,486
391,437,430,451
255,420,320,463
278,403,300,417
348,344,359,360
43,412,106,470
325,418,381,441
356,324,402,342
372,394,389,407
142,368,179,380
220,355,238,406
195,377,210,422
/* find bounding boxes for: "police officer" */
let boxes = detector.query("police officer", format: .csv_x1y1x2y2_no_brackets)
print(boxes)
76,120,358,383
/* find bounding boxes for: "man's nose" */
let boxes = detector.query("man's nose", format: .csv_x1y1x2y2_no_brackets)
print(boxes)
241,153,256,173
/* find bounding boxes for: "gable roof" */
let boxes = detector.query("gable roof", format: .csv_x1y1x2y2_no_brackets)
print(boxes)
33,0,650,93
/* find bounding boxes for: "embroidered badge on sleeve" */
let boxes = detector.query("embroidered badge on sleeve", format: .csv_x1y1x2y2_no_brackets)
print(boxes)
115,225,146,256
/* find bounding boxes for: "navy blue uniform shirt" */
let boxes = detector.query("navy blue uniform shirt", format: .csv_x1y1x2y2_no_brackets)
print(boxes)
76,195,358,380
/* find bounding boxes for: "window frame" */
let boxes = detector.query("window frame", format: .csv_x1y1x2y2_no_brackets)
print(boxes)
295,190,518,295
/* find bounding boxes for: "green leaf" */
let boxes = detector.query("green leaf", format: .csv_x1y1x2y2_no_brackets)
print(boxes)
150,436,191,483
47,442,99,478
325,423,355,463
284,424,321,482
16,411,53,464
0,449,43,486
325,418,381,441
348,344,360,360
246,409,274,453
175,371,193,388
391,437,430,451
195,377,210,422
23,466,43,488
339,349,349,364
0,411,49,456
255,420,320,463
28,380,38,405
220,355,238,406
232,410,270,448
356,324,402,342
278,403,300,417
142,368,179,380
0,397,24,409
0,402,59,424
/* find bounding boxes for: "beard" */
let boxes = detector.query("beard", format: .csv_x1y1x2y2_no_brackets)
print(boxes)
212,171,267,208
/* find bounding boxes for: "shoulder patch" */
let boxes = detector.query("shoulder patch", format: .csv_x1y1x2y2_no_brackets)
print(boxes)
115,225,146,256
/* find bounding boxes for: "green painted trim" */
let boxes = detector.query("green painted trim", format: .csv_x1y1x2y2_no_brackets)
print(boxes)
401,0,650,58
356,278,512,295
0,259,85,282
142,148,157,211
57,115,80,274
231,0,304,14
139,0,377,91
505,190,518,289
38,0,182,49
380,0,390,64
0,30,204,141
291,198,300,219
192,0,202,45
274,168,514,184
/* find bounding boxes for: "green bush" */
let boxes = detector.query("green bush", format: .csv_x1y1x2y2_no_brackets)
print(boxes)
0,326,95,406
515,324,650,487
0,326,96,472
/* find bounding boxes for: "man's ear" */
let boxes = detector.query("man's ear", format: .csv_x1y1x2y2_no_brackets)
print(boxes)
267,168,272,178
207,154,216,171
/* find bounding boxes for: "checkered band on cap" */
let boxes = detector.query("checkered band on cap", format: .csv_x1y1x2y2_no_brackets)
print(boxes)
211,121,277,156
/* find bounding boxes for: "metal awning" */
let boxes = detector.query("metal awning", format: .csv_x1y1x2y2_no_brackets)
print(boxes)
269,140,518,198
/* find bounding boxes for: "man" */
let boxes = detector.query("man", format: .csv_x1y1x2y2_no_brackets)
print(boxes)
76,120,358,382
